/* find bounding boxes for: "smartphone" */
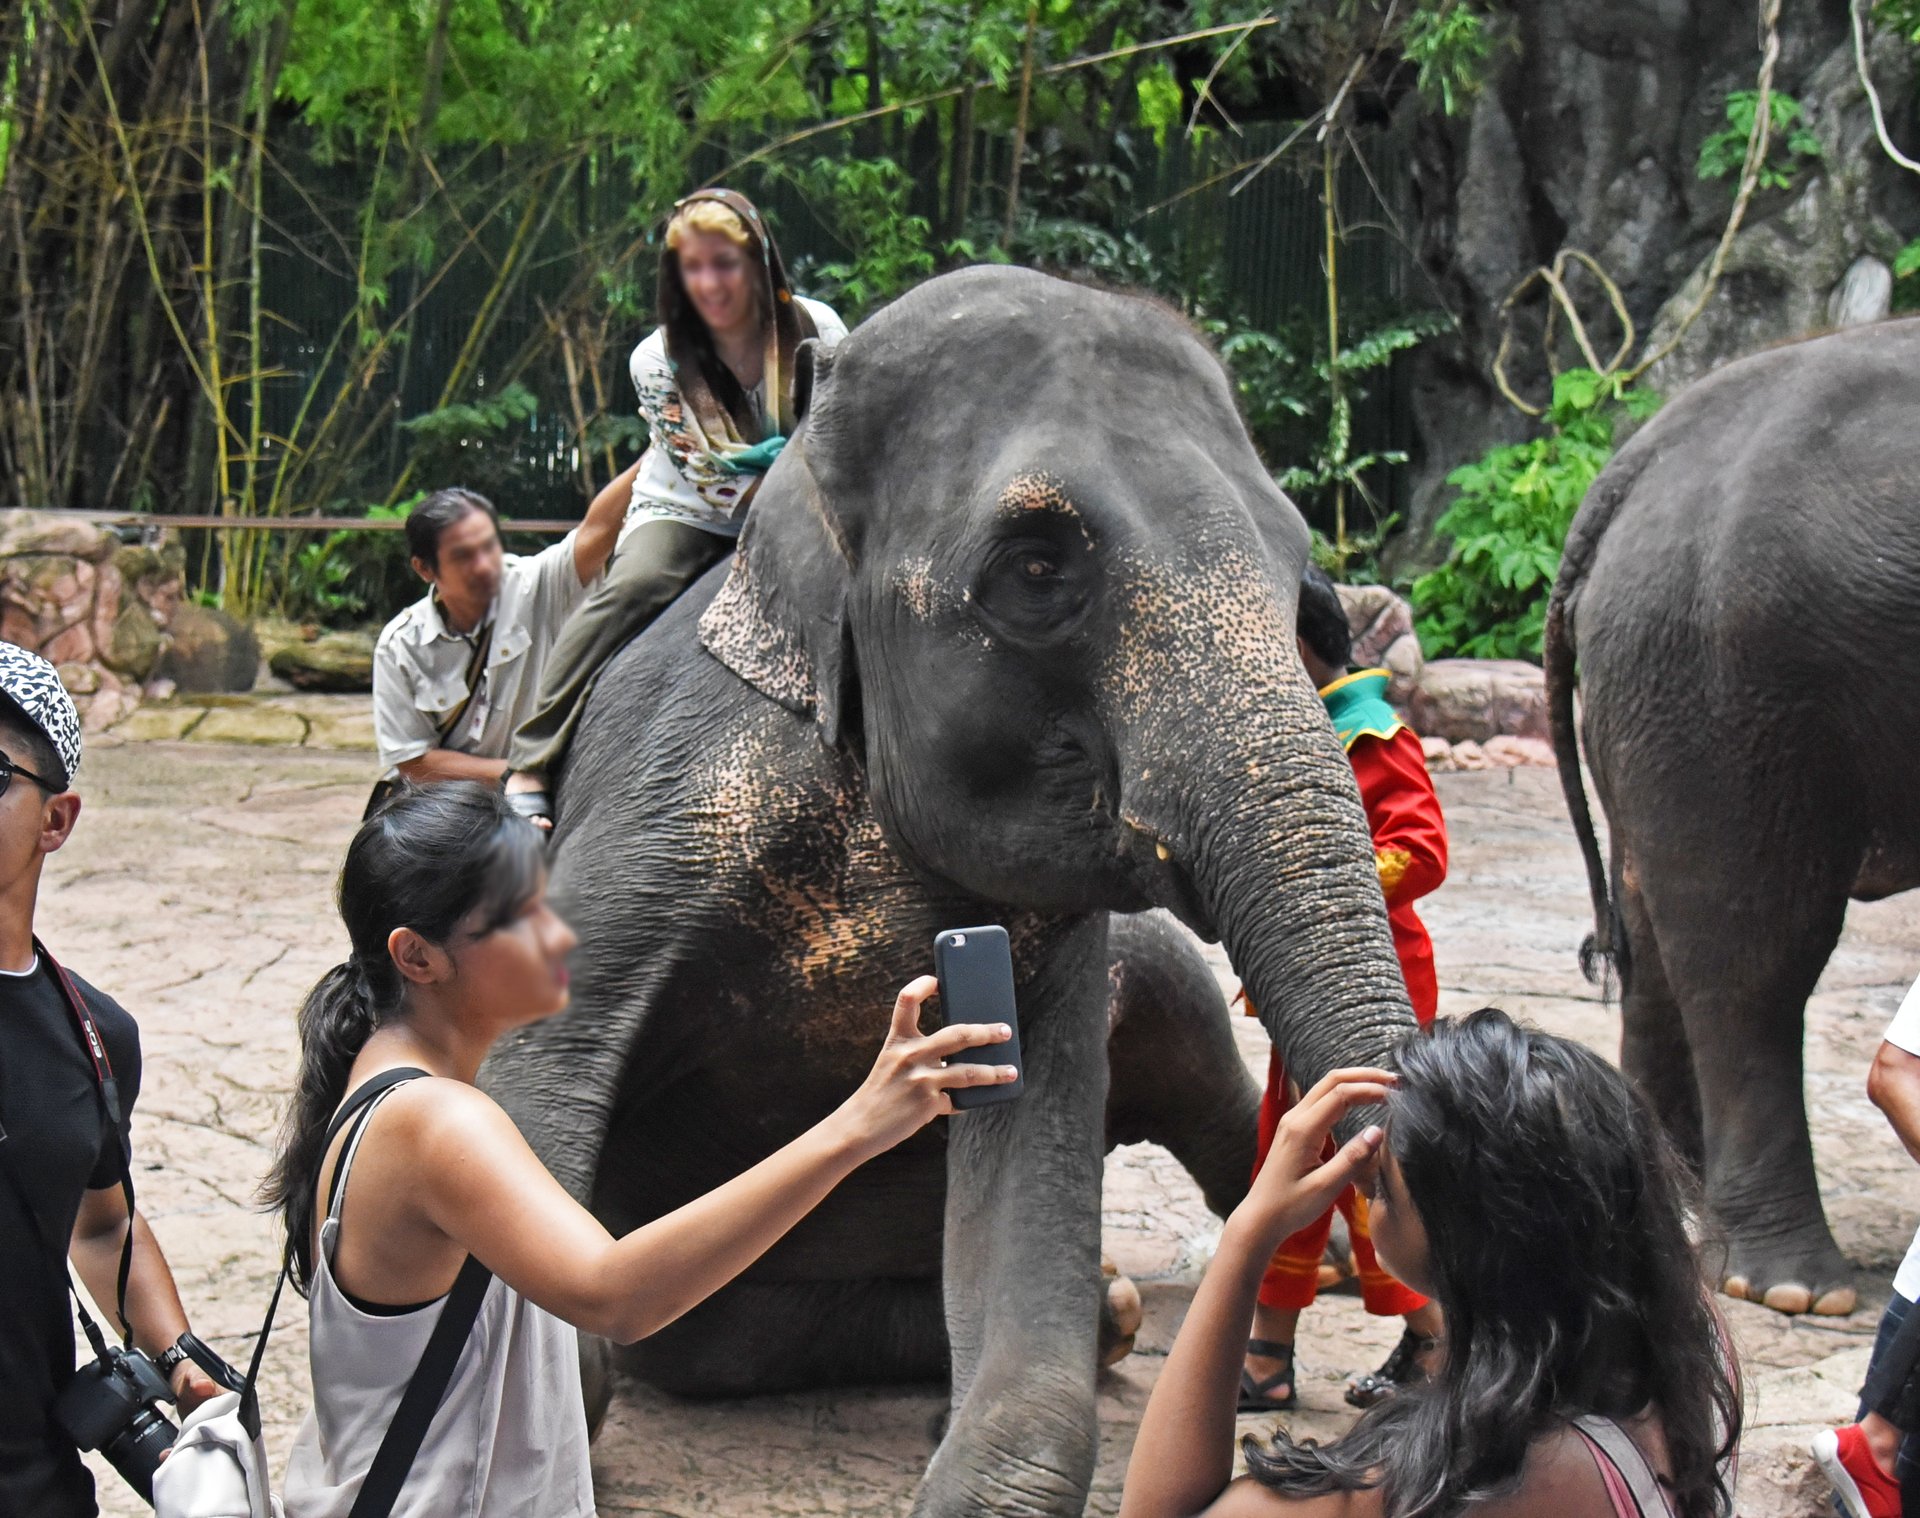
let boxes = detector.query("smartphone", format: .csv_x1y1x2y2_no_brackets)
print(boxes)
932,925,1025,1109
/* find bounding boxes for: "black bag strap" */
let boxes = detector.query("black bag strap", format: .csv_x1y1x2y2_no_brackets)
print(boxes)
308,1068,496,1518
230,1067,439,1437
433,616,497,745
346,1253,493,1518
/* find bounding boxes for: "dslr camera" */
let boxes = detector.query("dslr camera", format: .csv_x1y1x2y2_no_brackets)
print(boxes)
51,1342,177,1504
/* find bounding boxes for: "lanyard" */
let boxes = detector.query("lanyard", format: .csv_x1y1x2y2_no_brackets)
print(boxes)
24,938,136,1347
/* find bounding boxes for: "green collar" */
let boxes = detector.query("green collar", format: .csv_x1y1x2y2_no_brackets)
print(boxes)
1319,668,1404,752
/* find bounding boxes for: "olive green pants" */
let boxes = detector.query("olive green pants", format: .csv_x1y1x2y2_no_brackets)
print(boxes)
508,516,733,779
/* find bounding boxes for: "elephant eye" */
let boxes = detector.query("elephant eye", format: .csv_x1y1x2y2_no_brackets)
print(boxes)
1021,554,1060,581
974,536,1091,641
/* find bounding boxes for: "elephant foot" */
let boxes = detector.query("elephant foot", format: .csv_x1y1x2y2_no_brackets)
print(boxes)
1099,1258,1144,1368
1720,1238,1856,1317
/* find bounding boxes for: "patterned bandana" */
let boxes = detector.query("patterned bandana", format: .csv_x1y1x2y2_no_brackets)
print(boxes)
657,187,819,454
0,642,82,787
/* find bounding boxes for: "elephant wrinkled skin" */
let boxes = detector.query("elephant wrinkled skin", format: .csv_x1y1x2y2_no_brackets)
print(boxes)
1547,316,1920,1319
482,267,1415,1515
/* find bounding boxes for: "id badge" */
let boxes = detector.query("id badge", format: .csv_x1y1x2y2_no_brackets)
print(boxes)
464,688,491,745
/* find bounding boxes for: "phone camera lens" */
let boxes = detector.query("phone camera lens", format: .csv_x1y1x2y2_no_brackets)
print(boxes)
951,934,966,947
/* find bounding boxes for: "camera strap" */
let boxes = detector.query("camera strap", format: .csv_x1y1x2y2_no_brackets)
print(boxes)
34,938,141,1349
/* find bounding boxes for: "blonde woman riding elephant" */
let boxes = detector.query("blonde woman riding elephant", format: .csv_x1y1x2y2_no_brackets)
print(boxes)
480,266,1416,1515
1548,316,1920,1319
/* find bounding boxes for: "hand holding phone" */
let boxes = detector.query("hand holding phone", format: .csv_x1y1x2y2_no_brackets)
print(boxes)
933,926,1026,1109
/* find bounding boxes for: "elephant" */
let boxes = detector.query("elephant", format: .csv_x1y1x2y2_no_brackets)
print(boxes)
481,265,1416,1515
1545,316,1920,1318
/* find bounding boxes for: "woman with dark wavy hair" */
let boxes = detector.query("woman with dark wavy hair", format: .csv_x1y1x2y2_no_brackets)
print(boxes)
1120,1010,1740,1518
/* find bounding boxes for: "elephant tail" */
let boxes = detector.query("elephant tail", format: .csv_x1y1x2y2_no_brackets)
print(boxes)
1545,472,1629,992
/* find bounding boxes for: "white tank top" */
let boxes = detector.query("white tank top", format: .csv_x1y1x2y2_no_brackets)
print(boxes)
281,1085,597,1517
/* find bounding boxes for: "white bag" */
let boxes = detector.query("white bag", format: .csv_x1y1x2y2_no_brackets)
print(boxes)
153,1389,284,1518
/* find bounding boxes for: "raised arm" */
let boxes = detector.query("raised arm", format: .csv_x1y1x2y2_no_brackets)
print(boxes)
572,458,642,586
1119,1070,1391,1518
418,978,1014,1342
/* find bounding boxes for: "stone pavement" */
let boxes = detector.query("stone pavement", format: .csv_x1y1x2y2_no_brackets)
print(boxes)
60,720,1920,1516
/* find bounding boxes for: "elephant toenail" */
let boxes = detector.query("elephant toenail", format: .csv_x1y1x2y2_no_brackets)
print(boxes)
1812,1287,1858,1316
1760,1283,1813,1314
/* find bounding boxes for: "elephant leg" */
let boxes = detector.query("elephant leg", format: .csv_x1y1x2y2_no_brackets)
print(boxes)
611,1275,948,1400
1614,864,1703,1172
917,925,1108,1517
1105,911,1259,1220
1637,828,1855,1316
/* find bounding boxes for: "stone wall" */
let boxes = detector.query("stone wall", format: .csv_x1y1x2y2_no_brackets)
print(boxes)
0,511,187,731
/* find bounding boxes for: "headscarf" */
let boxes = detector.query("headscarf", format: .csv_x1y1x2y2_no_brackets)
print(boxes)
657,188,819,456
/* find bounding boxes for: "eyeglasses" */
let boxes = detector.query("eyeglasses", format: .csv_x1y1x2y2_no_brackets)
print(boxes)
0,754,62,798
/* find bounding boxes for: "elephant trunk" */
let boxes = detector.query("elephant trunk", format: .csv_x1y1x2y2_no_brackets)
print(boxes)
1121,643,1415,1100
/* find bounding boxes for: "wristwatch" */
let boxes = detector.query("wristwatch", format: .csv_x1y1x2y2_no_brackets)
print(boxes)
154,1333,194,1379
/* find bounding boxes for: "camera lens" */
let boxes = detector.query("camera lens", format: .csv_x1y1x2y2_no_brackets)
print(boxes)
104,1404,176,1505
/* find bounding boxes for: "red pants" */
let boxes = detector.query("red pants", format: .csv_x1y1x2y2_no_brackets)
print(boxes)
1253,1047,1428,1316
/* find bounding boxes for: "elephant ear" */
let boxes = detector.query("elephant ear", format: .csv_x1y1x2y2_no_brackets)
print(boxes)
698,437,862,753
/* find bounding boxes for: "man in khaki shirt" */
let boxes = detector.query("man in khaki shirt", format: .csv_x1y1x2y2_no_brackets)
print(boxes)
372,467,635,786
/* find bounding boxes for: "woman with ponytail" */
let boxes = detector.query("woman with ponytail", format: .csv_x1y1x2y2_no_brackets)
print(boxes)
263,783,1014,1516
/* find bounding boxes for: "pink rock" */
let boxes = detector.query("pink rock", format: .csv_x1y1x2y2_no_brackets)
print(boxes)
1337,584,1424,705
1483,735,1556,768
1420,735,1455,773
43,624,94,666
1449,739,1493,771
90,559,124,651
1406,659,1549,743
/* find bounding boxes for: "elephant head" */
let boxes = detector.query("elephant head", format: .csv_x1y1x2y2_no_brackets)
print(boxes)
702,265,1413,1092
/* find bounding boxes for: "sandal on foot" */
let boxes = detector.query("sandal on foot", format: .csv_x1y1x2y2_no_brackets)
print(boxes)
506,789,554,828
1238,1337,1298,1413
1345,1328,1441,1409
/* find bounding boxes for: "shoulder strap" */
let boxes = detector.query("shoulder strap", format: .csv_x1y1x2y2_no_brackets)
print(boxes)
31,940,139,1347
1573,1415,1676,1517
433,620,496,745
230,1067,439,1441
346,1253,493,1518
317,1067,496,1518
322,1067,434,1216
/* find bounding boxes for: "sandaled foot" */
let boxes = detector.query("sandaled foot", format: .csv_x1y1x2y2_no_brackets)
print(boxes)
1345,1327,1441,1409
1238,1337,1297,1413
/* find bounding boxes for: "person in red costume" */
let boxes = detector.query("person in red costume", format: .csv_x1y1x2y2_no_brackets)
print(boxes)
1239,567,1448,1415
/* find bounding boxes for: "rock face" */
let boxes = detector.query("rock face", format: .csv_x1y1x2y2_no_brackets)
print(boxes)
265,627,376,693
1335,583,1424,704
156,605,260,695
1405,658,1549,744
0,510,186,730
1396,1,1920,570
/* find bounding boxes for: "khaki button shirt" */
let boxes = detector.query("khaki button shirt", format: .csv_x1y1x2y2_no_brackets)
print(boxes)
372,533,590,776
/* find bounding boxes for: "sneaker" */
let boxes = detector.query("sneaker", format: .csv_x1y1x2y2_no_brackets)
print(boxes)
1813,1425,1902,1518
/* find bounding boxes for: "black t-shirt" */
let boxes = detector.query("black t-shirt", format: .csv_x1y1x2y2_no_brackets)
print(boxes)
0,956,140,1518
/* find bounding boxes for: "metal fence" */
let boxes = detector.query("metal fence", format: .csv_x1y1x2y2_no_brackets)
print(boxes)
255,120,1422,520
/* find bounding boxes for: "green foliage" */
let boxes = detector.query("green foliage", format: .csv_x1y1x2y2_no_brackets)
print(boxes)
277,500,420,625
1874,0,1920,40
1697,90,1822,190
1401,1,1492,116
785,156,938,318
397,382,547,506
1894,238,1920,313
1412,369,1661,661
1209,311,1448,574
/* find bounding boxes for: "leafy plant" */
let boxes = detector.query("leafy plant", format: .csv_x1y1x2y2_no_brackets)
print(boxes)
276,499,422,626
1402,1,1494,117
1895,237,1920,313
1698,90,1822,190
1413,369,1661,660
784,156,939,320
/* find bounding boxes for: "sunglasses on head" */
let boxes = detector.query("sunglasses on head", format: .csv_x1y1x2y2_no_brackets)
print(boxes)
0,752,62,797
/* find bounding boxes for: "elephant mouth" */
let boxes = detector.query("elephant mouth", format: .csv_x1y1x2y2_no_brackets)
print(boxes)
1120,821,1218,941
